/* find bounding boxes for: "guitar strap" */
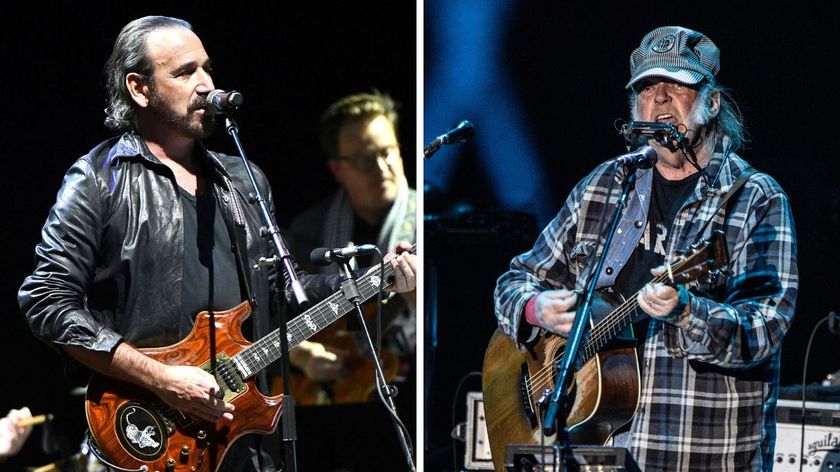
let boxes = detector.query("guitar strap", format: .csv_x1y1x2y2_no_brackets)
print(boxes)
692,166,757,243
211,161,272,395
209,158,257,309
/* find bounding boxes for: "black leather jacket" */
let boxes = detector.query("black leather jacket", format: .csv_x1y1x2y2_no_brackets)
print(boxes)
18,133,338,353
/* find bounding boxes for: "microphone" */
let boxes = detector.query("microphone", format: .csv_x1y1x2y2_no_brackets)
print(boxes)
424,120,475,158
310,244,378,266
206,89,244,114
611,145,658,168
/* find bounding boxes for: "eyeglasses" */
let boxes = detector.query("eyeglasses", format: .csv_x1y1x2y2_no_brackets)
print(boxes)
336,145,401,172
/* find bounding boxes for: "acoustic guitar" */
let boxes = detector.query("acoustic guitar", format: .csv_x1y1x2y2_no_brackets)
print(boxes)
270,296,412,405
481,233,727,471
84,245,415,472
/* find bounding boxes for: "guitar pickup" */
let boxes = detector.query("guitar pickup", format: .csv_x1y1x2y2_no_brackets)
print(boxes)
205,354,246,399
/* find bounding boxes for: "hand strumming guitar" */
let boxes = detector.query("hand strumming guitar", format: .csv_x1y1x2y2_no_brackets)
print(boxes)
65,343,235,425
290,340,347,382
530,288,578,336
153,364,235,424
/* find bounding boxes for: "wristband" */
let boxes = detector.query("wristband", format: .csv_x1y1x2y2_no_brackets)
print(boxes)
524,294,540,327
662,285,691,325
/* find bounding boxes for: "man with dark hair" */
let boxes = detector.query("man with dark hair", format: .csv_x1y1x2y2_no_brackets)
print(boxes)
494,26,797,471
18,17,416,472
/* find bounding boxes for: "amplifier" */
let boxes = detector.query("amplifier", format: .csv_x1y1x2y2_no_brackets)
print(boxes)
504,445,640,472
773,399,840,471
465,391,494,470
468,396,840,470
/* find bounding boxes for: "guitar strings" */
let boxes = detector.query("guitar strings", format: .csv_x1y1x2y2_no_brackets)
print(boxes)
234,246,417,375
523,256,695,400
522,283,653,397
524,272,669,398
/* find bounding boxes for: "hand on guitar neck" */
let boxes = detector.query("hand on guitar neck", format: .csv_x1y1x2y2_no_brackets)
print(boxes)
364,241,417,296
637,265,692,327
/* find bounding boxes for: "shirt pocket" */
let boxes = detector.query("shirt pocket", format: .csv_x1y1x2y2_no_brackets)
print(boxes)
569,240,596,274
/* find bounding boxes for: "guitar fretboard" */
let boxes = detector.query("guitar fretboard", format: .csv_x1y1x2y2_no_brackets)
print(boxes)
580,246,711,364
232,245,416,379
582,272,671,362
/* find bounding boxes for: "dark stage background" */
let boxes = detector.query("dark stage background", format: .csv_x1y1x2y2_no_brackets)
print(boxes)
424,1,840,470
0,2,416,470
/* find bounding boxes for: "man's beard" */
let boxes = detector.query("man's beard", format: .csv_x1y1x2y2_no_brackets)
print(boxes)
148,90,216,139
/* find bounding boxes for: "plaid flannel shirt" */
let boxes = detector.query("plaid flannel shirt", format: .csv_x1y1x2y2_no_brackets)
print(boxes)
494,145,798,471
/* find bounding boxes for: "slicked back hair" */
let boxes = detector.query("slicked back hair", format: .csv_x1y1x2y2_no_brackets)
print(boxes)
103,16,192,133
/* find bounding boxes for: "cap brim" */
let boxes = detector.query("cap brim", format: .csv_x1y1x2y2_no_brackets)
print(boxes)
626,67,706,90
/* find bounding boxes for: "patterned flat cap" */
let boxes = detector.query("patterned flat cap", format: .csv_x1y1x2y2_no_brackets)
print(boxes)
626,26,720,90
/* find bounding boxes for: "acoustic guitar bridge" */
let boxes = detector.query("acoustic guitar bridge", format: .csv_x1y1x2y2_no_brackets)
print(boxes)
519,362,539,429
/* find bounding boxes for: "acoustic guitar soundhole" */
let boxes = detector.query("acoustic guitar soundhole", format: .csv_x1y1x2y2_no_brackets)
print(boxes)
115,402,168,461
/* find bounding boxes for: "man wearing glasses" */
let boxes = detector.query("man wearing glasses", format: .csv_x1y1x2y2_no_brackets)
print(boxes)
286,91,416,388
279,91,416,470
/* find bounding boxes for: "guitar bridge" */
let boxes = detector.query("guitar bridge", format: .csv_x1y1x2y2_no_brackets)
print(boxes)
519,362,539,429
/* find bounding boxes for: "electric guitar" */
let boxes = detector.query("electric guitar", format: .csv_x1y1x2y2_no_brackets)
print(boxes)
84,245,415,472
481,233,727,472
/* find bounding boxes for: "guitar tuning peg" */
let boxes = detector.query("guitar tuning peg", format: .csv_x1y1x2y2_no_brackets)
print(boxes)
708,268,728,277
704,268,729,285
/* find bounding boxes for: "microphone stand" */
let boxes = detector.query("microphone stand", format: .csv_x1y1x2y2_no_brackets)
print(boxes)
541,162,641,470
222,116,309,472
333,256,417,472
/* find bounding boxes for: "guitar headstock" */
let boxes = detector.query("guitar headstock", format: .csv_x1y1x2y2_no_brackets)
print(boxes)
669,230,729,285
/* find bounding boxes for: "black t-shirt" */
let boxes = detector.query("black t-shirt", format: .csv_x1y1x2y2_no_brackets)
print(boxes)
352,212,381,268
611,167,701,354
179,186,243,339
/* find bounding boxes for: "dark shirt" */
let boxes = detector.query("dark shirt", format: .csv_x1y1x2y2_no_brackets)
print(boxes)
179,187,243,339
351,212,380,268
612,167,701,364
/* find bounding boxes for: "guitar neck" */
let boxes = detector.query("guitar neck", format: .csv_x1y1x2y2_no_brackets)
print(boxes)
581,270,676,363
233,245,415,379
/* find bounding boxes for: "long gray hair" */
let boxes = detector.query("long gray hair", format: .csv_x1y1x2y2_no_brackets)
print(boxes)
629,81,749,152
103,16,192,133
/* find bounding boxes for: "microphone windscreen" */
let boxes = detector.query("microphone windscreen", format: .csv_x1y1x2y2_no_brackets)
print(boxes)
228,91,244,107
309,247,332,266
450,120,475,143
